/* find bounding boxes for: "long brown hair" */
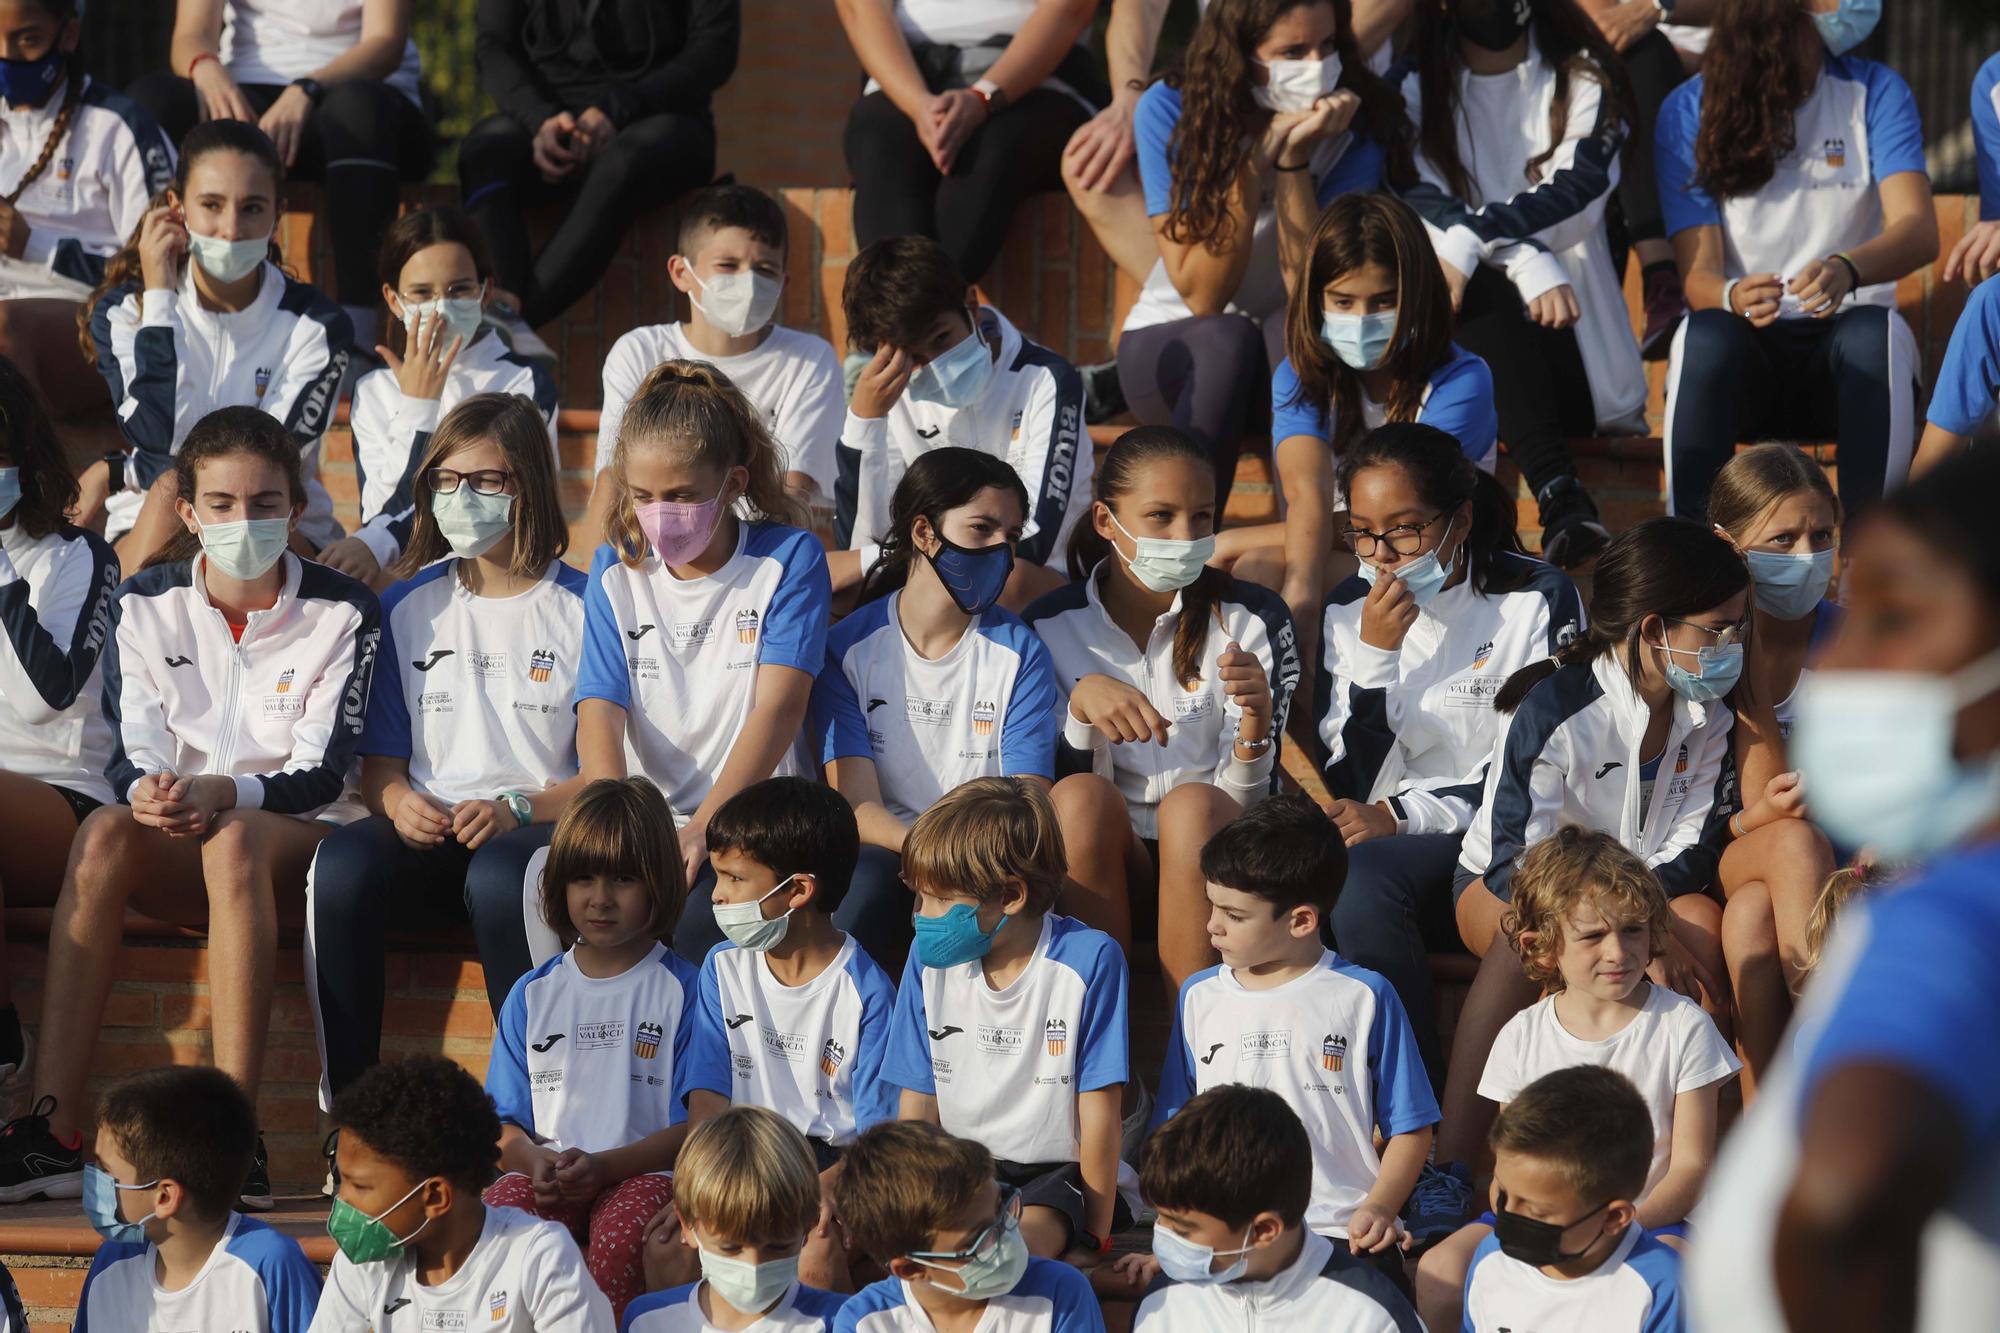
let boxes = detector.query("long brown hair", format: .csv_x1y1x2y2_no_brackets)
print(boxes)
0,355,77,539
1066,426,1229,691
375,206,493,360
540,777,688,943
1706,442,1840,542
389,392,568,580
1691,0,1818,200
141,406,305,571
1283,194,1454,456
1162,0,1408,250
1405,0,1631,203
77,120,286,363
604,359,808,566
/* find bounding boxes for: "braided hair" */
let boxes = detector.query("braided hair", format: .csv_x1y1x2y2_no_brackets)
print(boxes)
5,60,82,206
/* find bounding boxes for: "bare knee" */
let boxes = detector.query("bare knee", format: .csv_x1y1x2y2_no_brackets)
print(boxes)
71,806,148,890
1721,885,1779,959
1052,773,1129,831
200,810,274,896
1156,782,1240,846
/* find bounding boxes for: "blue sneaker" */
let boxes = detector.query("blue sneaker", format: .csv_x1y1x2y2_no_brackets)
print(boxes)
1403,1161,1474,1246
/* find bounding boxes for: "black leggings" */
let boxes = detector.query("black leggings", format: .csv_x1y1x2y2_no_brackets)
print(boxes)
844,88,1088,282
126,73,435,308
459,110,717,328
1616,30,1687,248
1114,313,1266,511
1452,267,1592,497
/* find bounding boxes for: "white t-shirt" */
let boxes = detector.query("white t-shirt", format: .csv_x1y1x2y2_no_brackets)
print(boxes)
595,323,845,499
882,914,1128,1166
78,1213,322,1333
1132,1230,1420,1332
1464,1223,1684,1333
625,1279,847,1331
1479,983,1739,1203
360,559,587,806
220,0,423,104
686,934,899,1146
487,943,701,1153
836,1259,1101,1333
309,1204,613,1332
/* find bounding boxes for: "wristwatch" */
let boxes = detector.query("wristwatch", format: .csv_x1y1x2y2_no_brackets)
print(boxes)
100,452,125,495
1078,1229,1115,1258
971,78,1009,115
291,76,326,105
499,792,531,829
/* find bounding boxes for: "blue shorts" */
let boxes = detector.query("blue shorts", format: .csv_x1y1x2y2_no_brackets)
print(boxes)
1472,1210,1688,1241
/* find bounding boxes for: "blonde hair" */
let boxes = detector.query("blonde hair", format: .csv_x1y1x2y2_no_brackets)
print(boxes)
903,777,1066,915
833,1121,994,1264
605,359,808,566
1800,863,1873,986
1706,442,1841,542
539,778,687,942
1503,827,1670,989
675,1107,820,1244
391,392,569,579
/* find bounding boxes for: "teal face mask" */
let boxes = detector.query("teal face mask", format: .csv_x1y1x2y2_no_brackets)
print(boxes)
1811,0,1879,55
912,901,1007,968
1657,641,1744,703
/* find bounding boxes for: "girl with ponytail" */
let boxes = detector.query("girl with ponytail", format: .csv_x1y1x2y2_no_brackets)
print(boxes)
575,359,832,963
1024,426,1301,992
1316,422,1581,1086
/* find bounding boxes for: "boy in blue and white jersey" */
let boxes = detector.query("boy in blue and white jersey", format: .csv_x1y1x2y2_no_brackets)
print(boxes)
77,1067,320,1332
833,1121,1105,1333
881,778,1131,1263
1156,795,1437,1256
1463,1067,1684,1333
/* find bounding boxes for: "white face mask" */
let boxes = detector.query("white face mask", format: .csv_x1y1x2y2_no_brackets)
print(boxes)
197,515,291,580
1251,54,1342,113
1108,511,1215,593
712,877,798,952
430,486,514,559
186,232,267,283
402,296,485,346
688,267,782,338
698,1244,800,1313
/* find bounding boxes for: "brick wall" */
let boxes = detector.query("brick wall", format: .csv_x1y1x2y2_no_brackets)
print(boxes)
711,0,861,188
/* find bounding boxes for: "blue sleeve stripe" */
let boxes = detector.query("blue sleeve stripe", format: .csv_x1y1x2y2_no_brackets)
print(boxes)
1446,86,1624,244
0,530,117,711
833,441,862,549
1008,344,1085,567
1483,668,1599,899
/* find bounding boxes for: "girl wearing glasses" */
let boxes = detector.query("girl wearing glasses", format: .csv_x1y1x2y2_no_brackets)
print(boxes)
306,392,587,1112
1410,516,1745,1243
318,207,558,589
1315,422,1580,1088
1706,444,1840,1091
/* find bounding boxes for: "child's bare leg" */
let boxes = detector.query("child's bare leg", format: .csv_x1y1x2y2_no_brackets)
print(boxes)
1721,881,1783,1096
1052,774,1136,953
1156,783,1241,997
114,469,185,577
1020,1203,1070,1260
1415,1222,1491,1332
1436,882,1537,1171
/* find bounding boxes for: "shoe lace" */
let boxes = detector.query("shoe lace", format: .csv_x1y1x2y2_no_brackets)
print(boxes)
0,1094,55,1138
1409,1165,1467,1217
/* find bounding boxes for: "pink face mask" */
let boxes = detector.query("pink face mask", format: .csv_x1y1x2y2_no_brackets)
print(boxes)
637,490,728,566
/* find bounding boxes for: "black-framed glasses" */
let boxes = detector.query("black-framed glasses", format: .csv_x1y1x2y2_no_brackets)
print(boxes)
1341,511,1448,559
428,467,515,496
1664,617,1747,650
907,1185,1023,1263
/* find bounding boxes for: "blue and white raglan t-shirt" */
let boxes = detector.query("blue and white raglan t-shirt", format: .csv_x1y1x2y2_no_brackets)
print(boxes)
883,914,1129,1167
687,934,899,1145
1927,272,2000,437
624,1278,847,1331
488,942,701,1152
1974,51,1999,219
77,1212,322,1333
575,522,831,821
1463,1224,1683,1333
1154,949,1439,1239
1270,343,1499,472
361,559,587,805
812,592,1060,821
1123,78,1385,335
1656,54,1928,318
836,1258,1104,1333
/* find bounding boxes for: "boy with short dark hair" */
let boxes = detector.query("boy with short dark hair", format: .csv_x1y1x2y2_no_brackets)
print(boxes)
1128,1084,1421,1331
882,777,1130,1266
1155,794,1437,1258
837,236,1088,604
78,1068,321,1332
588,182,844,537
1462,1066,1684,1332
833,1121,1103,1332
310,1055,613,1331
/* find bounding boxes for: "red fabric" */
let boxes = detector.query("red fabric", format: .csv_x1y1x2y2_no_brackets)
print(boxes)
483,1169,674,1320
227,618,246,642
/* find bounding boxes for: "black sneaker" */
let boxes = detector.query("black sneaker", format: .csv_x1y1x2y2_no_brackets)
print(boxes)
1080,361,1127,426
320,1128,341,1199
1536,476,1611,570
0,1095,82,1203
241,1133,274,1212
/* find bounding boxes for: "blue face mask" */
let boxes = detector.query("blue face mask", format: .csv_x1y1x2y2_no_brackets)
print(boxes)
924,533,1014,616
1657,639,1745,703
1321,309,1398,371
0,50,62,107
1356,513,1460,610
913,902,1008,969
907,315,996,409
83,1164,159,1244
0,466,20,521
1152,1225,1254,1285
1746,548,1834,621
1811,0,1879,55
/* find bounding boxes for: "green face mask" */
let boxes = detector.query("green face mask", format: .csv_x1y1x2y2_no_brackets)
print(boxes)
326,1177,433,1264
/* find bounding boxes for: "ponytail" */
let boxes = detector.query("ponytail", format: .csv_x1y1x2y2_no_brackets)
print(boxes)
1492,516,1749,714
861,446,1028,604
605,358,808,566
1334,422,1527,598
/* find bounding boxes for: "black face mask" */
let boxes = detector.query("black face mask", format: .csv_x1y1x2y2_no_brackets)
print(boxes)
1492,1195,1611,1267
1454,0,1532,52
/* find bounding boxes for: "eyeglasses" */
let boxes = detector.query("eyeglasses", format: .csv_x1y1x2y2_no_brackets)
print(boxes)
427,467,514,496
907,1185,1023,1263
1341,511,1448,559
1664,617,1747,649
400,282,483,302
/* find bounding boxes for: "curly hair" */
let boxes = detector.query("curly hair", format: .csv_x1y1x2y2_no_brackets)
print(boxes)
1162,0,1409,251
330,1054,500,1193
1502,826,1670,989
1691,0,1817,200
1404,0,1631,203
